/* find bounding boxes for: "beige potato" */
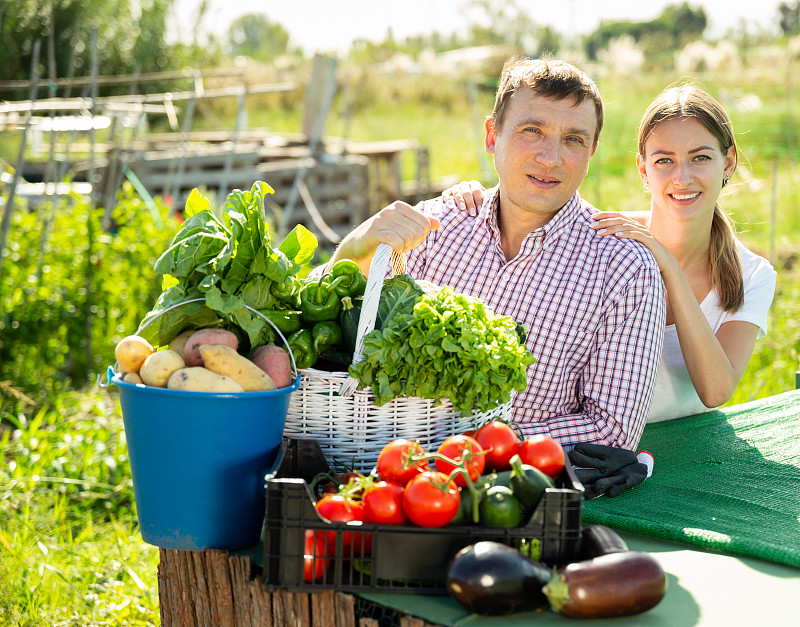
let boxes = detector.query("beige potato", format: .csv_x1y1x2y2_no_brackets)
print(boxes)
168,329,196,360
139,349,186,387
122,372,144,385
167,367,244,393
250,344,292,388
115,335,154,374
184,328,239,366
199,344,276,392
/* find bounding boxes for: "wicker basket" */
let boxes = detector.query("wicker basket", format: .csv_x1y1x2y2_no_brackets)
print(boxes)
285,243,514,471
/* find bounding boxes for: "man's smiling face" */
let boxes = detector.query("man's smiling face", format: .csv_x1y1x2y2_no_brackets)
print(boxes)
485,86,598,226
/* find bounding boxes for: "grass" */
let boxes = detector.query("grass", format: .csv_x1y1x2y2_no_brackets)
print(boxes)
2,49,800,625
0,390,159,626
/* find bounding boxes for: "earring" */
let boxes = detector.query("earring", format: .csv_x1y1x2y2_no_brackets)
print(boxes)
722,174,731,187
643,181,650,193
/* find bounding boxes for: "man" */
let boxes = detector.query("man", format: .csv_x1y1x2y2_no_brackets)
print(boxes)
329,57,666,451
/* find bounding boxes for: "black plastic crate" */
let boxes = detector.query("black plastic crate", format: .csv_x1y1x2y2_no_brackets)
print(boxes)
262,438,583,594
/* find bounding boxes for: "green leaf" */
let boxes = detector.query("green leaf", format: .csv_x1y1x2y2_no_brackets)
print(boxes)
350,283,536,413
279,224,319,268
240,276,276,310
184,188,210,217
204,286,243,314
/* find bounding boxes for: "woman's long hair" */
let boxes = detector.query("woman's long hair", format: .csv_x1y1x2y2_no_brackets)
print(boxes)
638,85,744,312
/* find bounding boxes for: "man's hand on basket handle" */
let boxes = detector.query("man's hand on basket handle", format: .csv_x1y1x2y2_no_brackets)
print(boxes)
331,201,440,276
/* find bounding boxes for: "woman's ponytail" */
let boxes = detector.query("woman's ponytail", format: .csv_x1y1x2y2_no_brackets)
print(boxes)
709,204,744,312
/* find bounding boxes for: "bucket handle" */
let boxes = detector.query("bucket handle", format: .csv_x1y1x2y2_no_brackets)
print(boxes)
97,297,298,387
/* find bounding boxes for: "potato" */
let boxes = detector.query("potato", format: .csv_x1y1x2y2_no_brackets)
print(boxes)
168,330,196,361
167,367,244,393
139,349,185,387
184,328,239,367
122,372,144,385
115,335,154,374
250,344,292,389
199,344,276,392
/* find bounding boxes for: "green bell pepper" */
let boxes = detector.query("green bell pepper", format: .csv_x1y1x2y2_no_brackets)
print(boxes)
509,453,555,518
312,320,343,354
330,259,366,298
287,328,317,369
299,276,342,323
258,309,304,335
271,276,302,308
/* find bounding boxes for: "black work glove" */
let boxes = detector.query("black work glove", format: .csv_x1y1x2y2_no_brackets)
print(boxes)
568,443,648,499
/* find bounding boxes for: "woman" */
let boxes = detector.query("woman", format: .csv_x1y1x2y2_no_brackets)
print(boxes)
445,84,777,422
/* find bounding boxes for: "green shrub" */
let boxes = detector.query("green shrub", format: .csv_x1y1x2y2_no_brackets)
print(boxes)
0,184,178,402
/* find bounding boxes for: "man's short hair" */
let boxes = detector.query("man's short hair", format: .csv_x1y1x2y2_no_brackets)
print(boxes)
491,56,604,147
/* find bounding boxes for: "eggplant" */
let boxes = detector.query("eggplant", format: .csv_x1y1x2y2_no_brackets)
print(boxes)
578,524,629,560
544,550,667,619
446,541,552,616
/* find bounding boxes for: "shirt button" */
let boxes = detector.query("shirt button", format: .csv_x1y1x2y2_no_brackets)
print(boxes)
500,274,510,283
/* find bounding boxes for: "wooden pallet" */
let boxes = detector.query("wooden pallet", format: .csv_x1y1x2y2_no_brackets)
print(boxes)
121,150,370,242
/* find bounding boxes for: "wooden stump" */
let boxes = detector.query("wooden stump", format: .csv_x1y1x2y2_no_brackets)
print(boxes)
157,548,441,627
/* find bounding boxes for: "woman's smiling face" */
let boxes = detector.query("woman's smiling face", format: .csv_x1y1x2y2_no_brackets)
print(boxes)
637,116,736,223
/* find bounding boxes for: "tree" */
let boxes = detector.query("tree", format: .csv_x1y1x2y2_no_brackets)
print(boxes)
226,13,291,63
0,0,206,98
466,0,561,55
778,1,800,35
584,2,706,61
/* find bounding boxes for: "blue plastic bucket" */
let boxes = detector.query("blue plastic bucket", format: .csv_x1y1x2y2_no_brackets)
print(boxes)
113,372,300,551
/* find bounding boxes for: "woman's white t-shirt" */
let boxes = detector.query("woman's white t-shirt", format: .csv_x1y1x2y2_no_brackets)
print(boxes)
646,241,777,423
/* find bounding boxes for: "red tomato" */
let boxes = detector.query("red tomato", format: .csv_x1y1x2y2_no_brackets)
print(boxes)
362,481,408,524
376,439,427,485
518,434,566,479
474,421,520,471
436,434,485,487
315,494,367,557
303,530,328,582
402,471,460,528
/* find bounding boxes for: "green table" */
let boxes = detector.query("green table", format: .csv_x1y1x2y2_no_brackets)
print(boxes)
359,531,800,626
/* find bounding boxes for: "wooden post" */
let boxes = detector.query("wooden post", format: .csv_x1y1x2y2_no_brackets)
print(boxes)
87,26,100,208
36,25,60,283
769,158,777,266
281,54,338,233
168,88,197,204
0,39,40,283
219,83,248,200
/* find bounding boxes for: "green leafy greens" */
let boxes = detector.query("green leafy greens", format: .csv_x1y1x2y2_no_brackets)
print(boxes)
137,182,317,348
350,284,536,414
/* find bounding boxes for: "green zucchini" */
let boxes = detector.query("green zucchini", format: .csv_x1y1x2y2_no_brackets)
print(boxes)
339,296,361,356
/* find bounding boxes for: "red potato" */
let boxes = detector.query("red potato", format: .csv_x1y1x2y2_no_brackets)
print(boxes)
250,344,292,388
184,328,239,366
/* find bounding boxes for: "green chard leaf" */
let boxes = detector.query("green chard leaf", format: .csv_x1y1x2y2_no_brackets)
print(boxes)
138,183,318,348
279,224,318,270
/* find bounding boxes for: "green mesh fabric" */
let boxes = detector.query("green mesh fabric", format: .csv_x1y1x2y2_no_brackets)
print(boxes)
582,390,800,569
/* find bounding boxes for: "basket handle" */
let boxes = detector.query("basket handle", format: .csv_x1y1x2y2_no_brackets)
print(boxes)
97,297,298,387
339,242,400,396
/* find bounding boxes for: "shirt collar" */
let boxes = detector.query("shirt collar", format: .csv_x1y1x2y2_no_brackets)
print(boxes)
479,187,585,242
